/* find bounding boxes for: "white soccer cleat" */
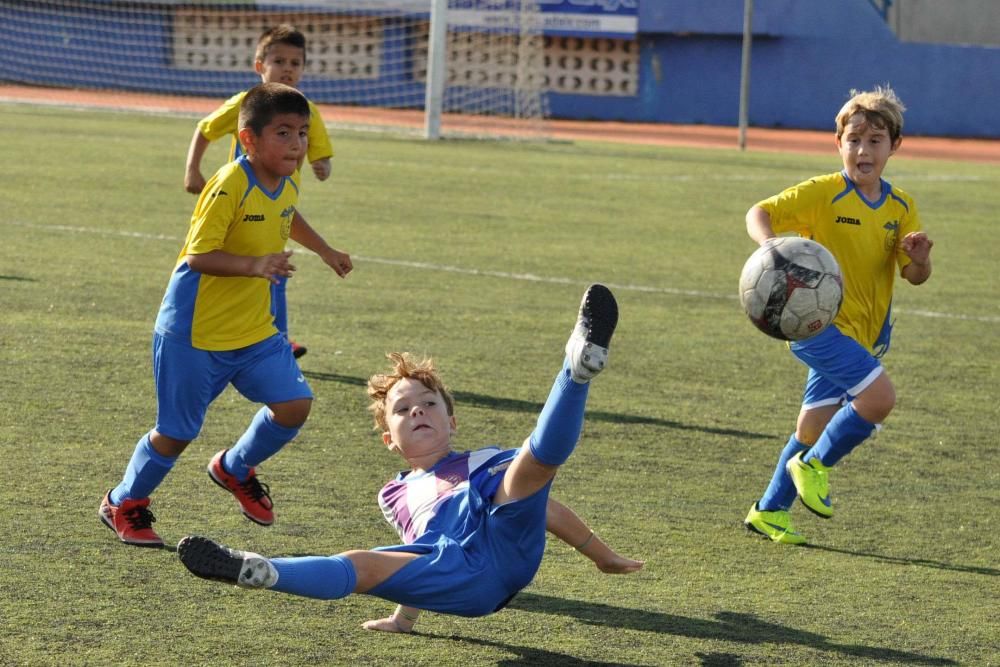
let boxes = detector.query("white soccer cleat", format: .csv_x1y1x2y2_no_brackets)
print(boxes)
565,284,619,383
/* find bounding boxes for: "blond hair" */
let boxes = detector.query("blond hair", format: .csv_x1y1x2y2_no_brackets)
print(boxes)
835,85,906,143
367,353,455,432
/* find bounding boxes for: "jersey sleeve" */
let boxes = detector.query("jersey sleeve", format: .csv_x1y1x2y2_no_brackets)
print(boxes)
197,92,245,142
757,177,832,237
894,190,922,273
306,100,334,163
185,167,242,255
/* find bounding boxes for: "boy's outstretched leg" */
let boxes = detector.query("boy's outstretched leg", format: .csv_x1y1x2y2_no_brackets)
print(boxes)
498,285,618,504
178,537,415,601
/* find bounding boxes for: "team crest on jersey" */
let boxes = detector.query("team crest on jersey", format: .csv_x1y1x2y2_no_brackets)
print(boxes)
883,220,900,250
280,206,295,240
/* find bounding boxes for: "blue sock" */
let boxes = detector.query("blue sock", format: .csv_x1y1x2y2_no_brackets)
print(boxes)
270,555,356,600
804,403,876,467
528,360,590,466
758,435,809,511
224,407,300,481
110,433,177,504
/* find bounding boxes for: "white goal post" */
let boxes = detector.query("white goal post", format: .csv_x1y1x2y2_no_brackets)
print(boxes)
1,0,552,139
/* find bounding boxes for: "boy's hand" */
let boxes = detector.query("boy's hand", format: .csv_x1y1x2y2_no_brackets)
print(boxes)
311,158,332,181
251,250,296,284
362,615,413,633
594,554,645,575
900,231,933,266
185,170,207,195
322,248,353,278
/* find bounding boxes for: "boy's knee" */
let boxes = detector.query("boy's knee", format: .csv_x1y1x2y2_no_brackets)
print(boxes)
150,430,192,457
270,398,312,428
855,376,896,423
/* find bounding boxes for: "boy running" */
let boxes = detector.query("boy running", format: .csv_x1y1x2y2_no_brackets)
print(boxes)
185,24,333,358
743,86,934,545
100,83,352,547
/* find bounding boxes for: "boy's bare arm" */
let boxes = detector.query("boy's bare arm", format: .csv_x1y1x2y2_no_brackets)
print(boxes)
289,210,353,277
746,206,776,244
547,499,644,574
184,129,212,194
184,129,211,194
186,250,295,285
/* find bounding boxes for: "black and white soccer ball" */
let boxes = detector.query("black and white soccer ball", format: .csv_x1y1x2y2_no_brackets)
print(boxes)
739,237,843,341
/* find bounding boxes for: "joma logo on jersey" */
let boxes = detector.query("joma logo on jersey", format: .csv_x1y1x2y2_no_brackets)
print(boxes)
243,214,266,222
835,215,861,225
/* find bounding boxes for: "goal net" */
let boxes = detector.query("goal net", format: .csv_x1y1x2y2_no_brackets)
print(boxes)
0,0,551,139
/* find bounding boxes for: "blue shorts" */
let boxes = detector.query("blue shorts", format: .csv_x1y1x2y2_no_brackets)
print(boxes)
790,325,883,410
152,332,313,441
366,481,552,617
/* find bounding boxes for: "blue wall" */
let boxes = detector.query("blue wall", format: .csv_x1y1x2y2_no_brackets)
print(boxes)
599,0,1000,137
2,0,998,137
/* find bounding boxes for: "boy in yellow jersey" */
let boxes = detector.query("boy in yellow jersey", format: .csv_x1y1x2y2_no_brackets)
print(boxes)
743,86,934,545
184,24,333,359
100,83,353,547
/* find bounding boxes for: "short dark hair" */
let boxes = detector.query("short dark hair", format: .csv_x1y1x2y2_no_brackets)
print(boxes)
238,82,310,136
255,24,307,64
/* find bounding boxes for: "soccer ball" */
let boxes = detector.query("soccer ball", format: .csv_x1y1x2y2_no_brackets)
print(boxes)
739,237,843,341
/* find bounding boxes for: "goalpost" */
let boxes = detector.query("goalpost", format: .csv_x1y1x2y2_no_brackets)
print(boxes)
0,0,550,140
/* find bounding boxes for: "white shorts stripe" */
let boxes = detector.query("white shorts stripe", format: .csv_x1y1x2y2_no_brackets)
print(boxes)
847,365,884,398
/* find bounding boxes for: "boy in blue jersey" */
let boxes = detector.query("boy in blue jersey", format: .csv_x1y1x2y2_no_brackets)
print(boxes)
743,86,934,545
185,24,334,359
177,285,632,623
99,83,354,547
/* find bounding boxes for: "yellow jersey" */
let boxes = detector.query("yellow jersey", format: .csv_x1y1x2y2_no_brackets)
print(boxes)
155,157,299,351
197,91,333,165
757,171,921,352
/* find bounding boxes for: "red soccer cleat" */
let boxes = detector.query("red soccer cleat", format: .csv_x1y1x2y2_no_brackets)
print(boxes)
207,450,274,526
290,340,307,359
98,490,164,547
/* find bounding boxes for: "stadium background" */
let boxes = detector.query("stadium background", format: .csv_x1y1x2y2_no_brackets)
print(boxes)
3,0,1000,140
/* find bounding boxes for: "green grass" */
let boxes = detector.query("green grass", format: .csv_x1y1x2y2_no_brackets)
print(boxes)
1,103,998,666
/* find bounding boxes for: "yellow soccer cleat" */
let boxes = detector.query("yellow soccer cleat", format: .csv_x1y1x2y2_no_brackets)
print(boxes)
744,503,807,545
786,452,833,518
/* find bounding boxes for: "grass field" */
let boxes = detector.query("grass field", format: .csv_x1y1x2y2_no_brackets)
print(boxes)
1,102,998,666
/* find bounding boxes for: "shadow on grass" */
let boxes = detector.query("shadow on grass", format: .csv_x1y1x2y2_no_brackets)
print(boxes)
504,593,957,665
419,633,651,666
303,370,772,441
804,543,999,576
0,274,37,281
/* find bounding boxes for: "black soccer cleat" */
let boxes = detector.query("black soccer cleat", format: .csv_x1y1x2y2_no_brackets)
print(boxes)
177,535,278,588
565,284,618,382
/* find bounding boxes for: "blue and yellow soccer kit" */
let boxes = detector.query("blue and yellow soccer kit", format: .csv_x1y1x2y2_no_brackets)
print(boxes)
153,156,311,440
757,171,922,405
158,156,299,350
198,90,333,336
